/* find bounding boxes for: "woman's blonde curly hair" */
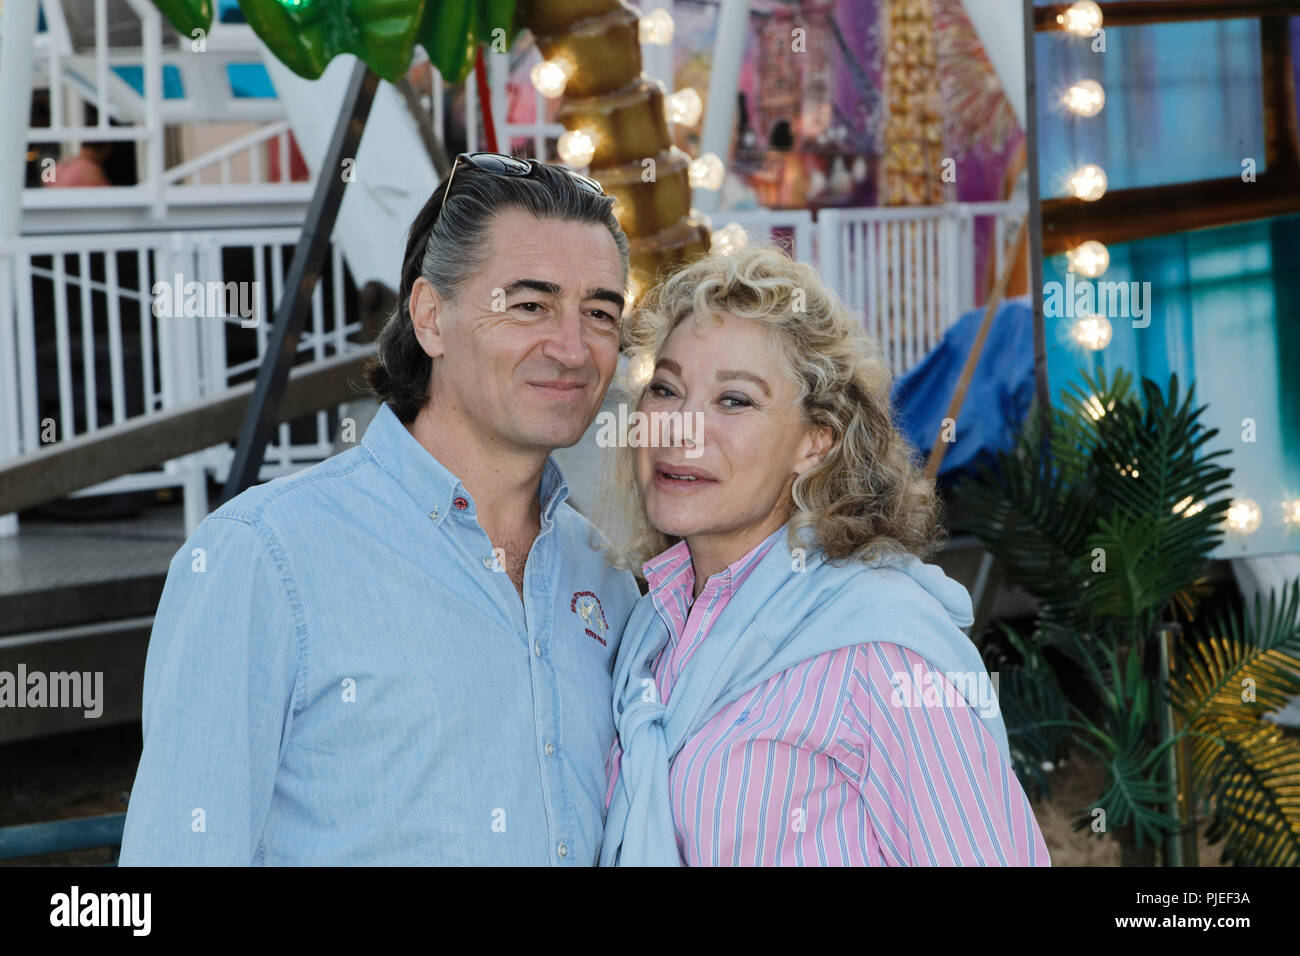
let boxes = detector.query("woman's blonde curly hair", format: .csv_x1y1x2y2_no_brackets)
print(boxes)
595,244,945,576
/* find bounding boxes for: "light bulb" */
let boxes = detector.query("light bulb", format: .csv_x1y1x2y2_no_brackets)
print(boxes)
640,8,674,45
1062,79,1105,117
711,223,749,254
530,58,572,99
689,152,725,190
1058,0,1102,37
1173,496,1207,518
1071,314,1112,350
1069,163,1107,201
1226,499,1262,534
666,88,703,126
557,129,596,167
1283,498,1300,526
1067,240,1109,278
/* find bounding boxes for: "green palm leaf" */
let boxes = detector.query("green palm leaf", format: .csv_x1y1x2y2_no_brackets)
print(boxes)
1173,582,1300,727
983,624,1071,800
1185,720,1300,866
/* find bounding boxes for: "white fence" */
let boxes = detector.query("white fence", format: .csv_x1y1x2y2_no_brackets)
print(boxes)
0,228,365,531
718,201,1025,377
818,202,1024,376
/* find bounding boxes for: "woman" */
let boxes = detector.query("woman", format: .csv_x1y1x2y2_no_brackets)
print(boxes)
598,246,1049,866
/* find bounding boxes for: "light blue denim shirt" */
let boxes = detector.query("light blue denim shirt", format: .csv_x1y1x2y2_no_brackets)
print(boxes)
119,402,639,866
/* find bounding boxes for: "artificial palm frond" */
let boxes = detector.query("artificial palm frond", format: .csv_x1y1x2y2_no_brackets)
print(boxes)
1092,374,1233,524
1082,514,1222,629
1185,719,1300,867
1170,576,1215,625
1172,581,1300,728
955,438,1095,630
1067,725,1183,848
1052,366,1135,484
953,367,1300,865
983,623,1071,800
1060,635,1182,847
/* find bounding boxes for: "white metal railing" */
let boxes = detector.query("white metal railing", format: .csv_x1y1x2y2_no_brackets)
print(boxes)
19,0,568,227
815,200,1026,376
22,0,311,224
0,228,366,532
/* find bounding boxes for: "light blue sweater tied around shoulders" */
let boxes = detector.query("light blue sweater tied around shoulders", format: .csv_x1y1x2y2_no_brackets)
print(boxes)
600,525,1011,867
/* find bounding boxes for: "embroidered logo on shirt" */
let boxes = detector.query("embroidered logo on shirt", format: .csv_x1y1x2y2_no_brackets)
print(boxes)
570,591,609,646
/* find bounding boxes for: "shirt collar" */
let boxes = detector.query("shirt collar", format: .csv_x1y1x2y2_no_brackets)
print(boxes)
361,402,570,526
642,523,788,606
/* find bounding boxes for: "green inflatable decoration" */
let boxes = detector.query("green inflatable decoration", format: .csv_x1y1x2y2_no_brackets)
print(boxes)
148,0,519,84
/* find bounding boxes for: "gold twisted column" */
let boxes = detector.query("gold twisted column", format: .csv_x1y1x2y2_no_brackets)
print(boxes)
522,0,711,304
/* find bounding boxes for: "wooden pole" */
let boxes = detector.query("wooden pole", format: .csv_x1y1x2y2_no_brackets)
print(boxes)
924,213,1030,482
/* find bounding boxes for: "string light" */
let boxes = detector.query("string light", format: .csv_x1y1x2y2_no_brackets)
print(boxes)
1071,314,1112,350
1114,457,1140,479
557,129,597,167
689,152,725,190
639,9,675,45
1058,0,1103,37
530,58,573,99
1062,79,1105,117
1067,240,1110,277
1283,499,1300,526
1068,163,1108,201
1174,496,1207,518
711,223,749,254
665,88,703,127
1225,499,1262,534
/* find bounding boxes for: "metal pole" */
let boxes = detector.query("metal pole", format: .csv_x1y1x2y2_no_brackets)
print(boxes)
1157,623,1199,866
0,0,40,538
219,59,379,504
1022,0,1052,445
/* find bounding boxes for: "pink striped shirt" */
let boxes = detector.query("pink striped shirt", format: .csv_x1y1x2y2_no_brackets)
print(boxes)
605,530,1050,866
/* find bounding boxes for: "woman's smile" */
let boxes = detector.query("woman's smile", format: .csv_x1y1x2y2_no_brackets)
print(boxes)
650,461,719,492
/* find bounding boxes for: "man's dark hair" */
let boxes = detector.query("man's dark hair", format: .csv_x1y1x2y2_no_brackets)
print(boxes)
365,161,631,423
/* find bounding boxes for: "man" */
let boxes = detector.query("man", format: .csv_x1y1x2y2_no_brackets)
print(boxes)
119,154,640,865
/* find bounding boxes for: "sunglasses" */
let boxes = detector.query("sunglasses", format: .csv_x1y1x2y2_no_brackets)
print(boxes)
401,151,606,315
442,151,604,201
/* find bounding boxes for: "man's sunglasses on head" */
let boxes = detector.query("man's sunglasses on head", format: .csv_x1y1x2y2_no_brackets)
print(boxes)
402,152,607,305
440,151,605,204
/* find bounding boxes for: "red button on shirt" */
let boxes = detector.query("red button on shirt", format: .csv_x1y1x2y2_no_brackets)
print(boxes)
453,496,468,510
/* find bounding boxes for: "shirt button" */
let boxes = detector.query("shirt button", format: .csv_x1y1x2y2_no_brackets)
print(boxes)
534,642,543,657
557,843,568,858
482,555,497,570
544,741,556,756
453,496,468,510
428,508,439,521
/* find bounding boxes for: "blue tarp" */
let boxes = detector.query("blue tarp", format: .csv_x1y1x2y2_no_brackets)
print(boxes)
890,297,1036,486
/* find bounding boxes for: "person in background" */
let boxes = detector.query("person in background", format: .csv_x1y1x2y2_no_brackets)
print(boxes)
48,142,113,187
